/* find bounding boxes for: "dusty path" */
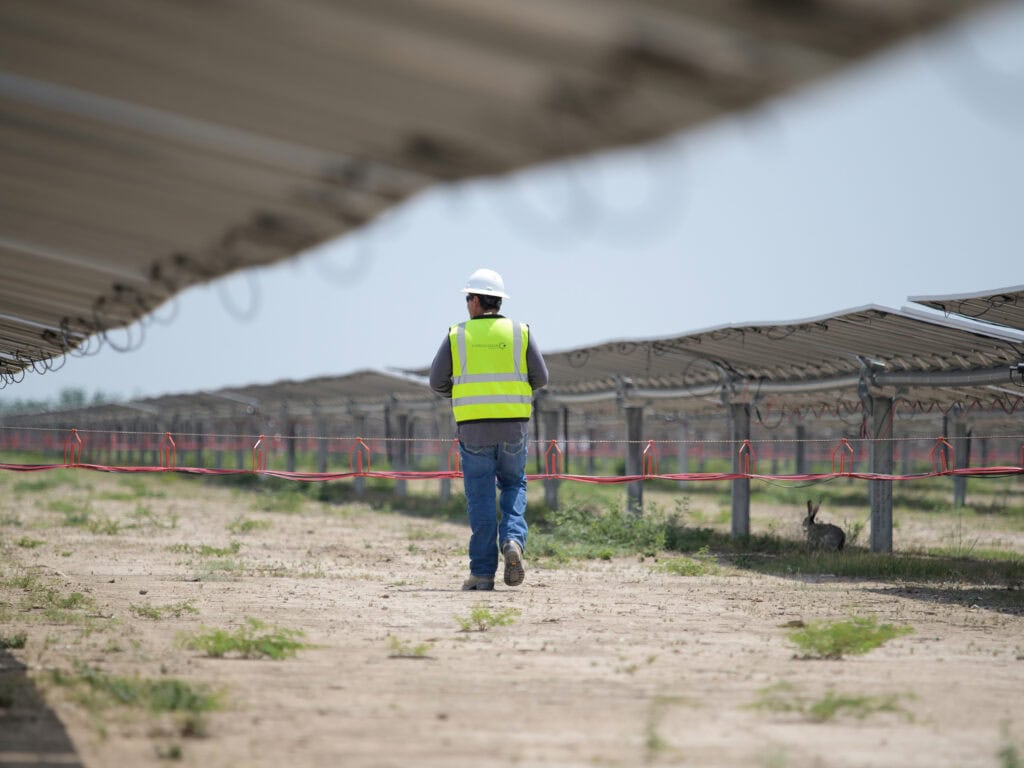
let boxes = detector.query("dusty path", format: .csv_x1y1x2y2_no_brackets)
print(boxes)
1,472,1022,767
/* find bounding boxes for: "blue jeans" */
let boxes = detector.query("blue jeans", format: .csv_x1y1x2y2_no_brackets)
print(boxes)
459,436,529,577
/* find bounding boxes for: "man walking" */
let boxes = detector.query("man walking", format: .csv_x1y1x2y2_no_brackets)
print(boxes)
429,268,548,591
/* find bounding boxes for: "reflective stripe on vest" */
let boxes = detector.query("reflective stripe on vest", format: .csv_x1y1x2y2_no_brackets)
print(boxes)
449,318,531,422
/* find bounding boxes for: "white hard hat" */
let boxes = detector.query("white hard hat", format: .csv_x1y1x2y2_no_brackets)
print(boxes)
460,268,509,299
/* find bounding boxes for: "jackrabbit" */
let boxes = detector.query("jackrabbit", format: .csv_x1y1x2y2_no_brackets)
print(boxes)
803,500,845,551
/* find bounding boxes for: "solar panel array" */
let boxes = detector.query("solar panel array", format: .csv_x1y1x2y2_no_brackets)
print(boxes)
0,0,997,377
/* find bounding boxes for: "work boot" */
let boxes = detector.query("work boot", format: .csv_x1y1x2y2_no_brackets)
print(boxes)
461,574,494,591
502,540,525,587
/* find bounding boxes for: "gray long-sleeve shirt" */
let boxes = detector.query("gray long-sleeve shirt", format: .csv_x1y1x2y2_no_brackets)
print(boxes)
429,315,548,445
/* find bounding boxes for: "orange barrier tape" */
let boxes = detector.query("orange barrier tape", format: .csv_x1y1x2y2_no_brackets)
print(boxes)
0,461,1021,483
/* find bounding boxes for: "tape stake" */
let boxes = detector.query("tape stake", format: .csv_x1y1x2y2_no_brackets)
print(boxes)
447,439,461,473
930,437,954,474
350,437,370,475
642,440,659,477
831,438,854,475
544,439,562,476
251,434,266,472
63,428,83,466
160,432,177,469
737,440,755,475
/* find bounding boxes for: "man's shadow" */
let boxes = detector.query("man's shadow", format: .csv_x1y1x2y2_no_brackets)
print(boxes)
0,648,82,768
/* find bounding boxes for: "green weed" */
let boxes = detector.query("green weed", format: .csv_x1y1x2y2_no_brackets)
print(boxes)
226,517,272,534
386,635,434,658
455,604,521,632
998,738,1022,768
750,682,908,722
55,500,92,526
657,546,720,576
128,504,179,530
116,476,167,500
56,502,121,535
180,618,309,660
170,542,241,557
15,536,45,549
787,616,913,659
130,601,199,620
530,503,670,561
49,661,220,714
0,632,27,649
732,549,1024,585
251,490,305,514
14,472,81,494
3,571,94,619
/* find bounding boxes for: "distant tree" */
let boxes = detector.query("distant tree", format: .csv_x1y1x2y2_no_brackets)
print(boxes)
58,388,87,410
0,388,118,415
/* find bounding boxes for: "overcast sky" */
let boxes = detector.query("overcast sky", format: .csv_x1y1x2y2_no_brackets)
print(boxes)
4,1,1023,405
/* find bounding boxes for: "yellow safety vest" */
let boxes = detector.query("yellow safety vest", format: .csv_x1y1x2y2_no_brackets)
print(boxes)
449,317,532,422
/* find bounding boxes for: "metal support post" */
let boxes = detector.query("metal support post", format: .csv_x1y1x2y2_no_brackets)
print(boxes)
951,411,969,507
677,418,690,489
729,403,750,538
625,406,644,516
542,409,561,511
867,394,895,553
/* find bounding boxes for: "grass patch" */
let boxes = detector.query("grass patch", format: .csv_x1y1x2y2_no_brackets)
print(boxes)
455,604,521,632
787,616,913,659
2,571,96,621
180,618,310,660
386,635,434,658
130,600,199,620
170,542,241,557
15,536,45,549
128,504,179,530
0,632,27,649
55,501,121,535
226,517,272,535
529,504,670,561
13,472,84,494
657,546,721,576
733,549,1024,585
50,661,220,714
750,682,909,722
250,490,306,515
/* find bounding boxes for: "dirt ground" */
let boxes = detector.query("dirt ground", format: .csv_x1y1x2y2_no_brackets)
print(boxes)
1,471,1023,768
